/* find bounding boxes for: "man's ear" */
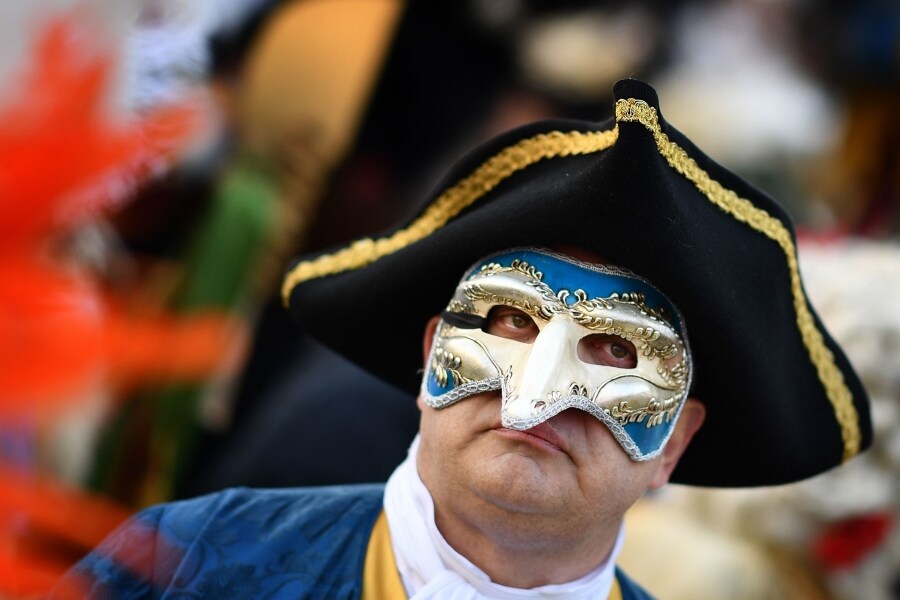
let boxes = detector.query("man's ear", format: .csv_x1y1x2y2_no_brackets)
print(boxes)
418,316,442,411
648,398,705,490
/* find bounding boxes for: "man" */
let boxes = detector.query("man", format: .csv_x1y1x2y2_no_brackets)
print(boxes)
52,79,872,599
382,246,705,596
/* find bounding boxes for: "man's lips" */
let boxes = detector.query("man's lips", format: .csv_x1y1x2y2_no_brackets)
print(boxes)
493,421,567,453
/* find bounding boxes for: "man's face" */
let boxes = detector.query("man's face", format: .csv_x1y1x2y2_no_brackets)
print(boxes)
415,248,704,544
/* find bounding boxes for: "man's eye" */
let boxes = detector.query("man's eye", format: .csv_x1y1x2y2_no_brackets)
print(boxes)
509,314,530,328
610,343,629,359
577,334,637,368
484,307,539,342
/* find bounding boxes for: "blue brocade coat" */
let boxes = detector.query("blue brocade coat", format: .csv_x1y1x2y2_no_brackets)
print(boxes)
50,485,655,599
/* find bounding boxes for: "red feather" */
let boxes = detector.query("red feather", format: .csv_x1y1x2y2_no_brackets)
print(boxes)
0,17,195,249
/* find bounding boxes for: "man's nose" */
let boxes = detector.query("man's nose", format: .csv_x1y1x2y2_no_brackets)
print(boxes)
504,316,582,420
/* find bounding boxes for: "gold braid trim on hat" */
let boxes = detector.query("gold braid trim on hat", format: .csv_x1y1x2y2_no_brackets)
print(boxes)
281,128,618,303
615,98,860,461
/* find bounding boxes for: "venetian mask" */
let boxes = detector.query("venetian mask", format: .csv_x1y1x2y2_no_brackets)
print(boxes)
422,248,693,460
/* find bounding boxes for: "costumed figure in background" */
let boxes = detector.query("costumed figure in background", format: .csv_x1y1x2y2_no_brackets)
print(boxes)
89,0,407,505
51,79,872,599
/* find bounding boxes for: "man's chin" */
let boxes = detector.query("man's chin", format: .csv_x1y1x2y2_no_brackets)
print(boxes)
469,452,571,515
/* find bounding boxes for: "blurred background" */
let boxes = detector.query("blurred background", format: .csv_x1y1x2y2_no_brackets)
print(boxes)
0,0,897,597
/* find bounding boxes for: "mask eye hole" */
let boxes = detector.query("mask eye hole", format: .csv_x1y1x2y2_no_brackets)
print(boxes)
578,334,637,368
484,306,539,343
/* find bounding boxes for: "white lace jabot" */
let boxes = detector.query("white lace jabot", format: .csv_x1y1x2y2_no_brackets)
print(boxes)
382,435,624,599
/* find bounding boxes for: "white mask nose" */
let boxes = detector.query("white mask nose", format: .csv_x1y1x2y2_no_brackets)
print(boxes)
503,316,584,421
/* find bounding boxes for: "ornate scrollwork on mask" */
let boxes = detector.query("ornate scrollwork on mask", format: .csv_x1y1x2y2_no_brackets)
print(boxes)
431,344,473,388
463,285,546,322
477,259,544,282
569,383,589,397
607,397,679,428
447,299,476,315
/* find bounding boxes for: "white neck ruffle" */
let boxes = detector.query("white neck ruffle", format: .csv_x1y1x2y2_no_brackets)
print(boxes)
383,435,624,599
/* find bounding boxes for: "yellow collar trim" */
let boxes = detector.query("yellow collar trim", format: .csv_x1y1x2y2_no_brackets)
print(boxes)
362,509,406,600
609,575,623,600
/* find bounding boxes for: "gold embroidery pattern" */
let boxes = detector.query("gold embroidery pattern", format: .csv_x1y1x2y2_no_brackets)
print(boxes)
616,98,860,460
447,299,476,314
281,129,619,304
462,286,547,322
475,259,544,281
431,345,471,388
607,398,679,428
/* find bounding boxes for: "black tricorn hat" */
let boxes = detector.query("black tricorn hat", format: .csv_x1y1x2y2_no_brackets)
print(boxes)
282,79,872,487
